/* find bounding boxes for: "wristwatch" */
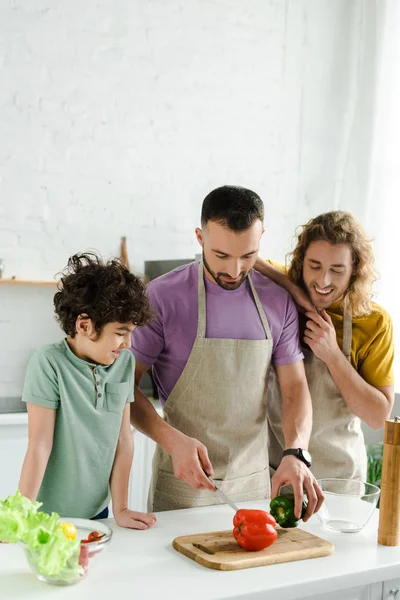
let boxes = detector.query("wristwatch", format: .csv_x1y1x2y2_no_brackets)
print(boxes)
282,448,312,468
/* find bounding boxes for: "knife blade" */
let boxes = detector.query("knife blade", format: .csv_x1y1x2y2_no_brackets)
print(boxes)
206,475,239,512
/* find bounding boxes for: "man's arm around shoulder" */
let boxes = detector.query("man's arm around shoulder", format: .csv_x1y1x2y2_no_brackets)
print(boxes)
254,257,315,313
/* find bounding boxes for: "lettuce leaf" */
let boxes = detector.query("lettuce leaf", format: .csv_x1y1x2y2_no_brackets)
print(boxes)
1,490,42,516
0,509,27,543
0,491,81,578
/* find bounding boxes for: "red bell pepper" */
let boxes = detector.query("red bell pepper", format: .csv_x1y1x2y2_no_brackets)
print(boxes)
233,509,278,551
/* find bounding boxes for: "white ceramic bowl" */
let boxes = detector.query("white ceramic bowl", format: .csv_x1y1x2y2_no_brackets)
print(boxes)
317,478,380,533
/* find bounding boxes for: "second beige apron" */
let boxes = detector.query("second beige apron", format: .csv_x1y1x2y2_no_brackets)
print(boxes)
267,308,367,481
148,262,274,511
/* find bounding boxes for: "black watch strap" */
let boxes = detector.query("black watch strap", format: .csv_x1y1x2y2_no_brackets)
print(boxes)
282,448,312,468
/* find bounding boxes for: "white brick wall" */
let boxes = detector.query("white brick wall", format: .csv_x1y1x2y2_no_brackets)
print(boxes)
0,286,60,396
0,1,377,395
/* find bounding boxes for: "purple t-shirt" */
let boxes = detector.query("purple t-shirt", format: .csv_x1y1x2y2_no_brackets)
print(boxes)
131,262,303,405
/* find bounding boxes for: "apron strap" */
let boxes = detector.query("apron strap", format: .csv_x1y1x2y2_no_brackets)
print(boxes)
196,262,272,340
247,272,272,340
342,304,352,362
197,261,207,338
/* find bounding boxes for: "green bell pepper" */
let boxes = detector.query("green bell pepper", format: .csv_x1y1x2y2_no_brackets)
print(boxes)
269,494,307,528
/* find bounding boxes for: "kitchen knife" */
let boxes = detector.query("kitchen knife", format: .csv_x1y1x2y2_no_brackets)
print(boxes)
206,475,239,512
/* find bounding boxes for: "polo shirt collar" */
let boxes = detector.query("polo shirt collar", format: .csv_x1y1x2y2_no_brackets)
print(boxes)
62,338,110,371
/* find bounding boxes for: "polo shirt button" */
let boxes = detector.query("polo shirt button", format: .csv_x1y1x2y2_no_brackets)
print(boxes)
96,380,101,386
98,393,102,398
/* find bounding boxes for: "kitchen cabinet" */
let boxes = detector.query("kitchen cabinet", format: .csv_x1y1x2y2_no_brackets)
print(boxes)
304,583,382,600
128,399,161,512
382,580,400,599
129,428,156,512
0,414,28,499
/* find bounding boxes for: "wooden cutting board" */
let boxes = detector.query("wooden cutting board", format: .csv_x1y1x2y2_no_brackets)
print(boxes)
172,526,334,570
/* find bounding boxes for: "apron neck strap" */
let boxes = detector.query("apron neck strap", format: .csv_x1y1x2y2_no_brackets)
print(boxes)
247,272,272,339
342,304,352,361
196,262,272,340
197,262,207,338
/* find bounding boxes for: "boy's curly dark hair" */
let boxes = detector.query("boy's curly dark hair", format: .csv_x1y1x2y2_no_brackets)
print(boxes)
54,252,152,337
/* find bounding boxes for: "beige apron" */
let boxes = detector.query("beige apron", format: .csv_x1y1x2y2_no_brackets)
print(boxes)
148,262,274,511
267,308,367,481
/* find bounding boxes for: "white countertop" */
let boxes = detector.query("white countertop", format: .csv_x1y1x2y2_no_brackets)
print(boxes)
1,500,400,600
0,412,28,426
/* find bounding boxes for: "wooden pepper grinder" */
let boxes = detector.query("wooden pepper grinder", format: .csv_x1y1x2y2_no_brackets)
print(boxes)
378,416,400,546
120,236,130,271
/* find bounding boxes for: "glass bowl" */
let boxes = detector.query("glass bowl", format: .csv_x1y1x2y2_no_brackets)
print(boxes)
21,543,85,586
317,478,380,533
65,518,113,558
21,518,112,585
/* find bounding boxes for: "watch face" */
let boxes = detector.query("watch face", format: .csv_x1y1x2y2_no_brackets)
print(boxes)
301,449,312,465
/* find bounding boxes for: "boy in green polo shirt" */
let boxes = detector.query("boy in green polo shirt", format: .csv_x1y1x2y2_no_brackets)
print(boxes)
18,252,157,529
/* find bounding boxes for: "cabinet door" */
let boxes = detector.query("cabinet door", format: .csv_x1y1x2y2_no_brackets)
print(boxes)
128,429,157,512
0,423,28,499
382,579,400,600
304,582,382,600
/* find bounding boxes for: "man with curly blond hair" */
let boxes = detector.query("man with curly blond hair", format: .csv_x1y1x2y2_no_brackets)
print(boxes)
255,211,394,483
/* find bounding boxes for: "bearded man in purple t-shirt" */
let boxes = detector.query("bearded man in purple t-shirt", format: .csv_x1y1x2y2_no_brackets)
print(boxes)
130,185,323,518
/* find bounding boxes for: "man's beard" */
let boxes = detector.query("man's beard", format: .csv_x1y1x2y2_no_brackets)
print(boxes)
202,252,247,290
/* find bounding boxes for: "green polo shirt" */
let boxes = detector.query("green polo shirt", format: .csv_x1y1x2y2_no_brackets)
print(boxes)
22,339,135,518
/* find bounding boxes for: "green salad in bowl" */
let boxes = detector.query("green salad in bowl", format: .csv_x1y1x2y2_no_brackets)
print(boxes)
0,491,86,585
21,542,85,586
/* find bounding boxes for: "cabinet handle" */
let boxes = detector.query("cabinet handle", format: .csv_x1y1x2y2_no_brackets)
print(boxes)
389,589,400,598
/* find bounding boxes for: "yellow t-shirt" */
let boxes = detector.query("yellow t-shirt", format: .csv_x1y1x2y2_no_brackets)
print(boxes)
267,260,394,388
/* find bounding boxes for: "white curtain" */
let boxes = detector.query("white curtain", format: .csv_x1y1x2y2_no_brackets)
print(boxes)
272,0,400,383
329,0,399,380
363,1,400,383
